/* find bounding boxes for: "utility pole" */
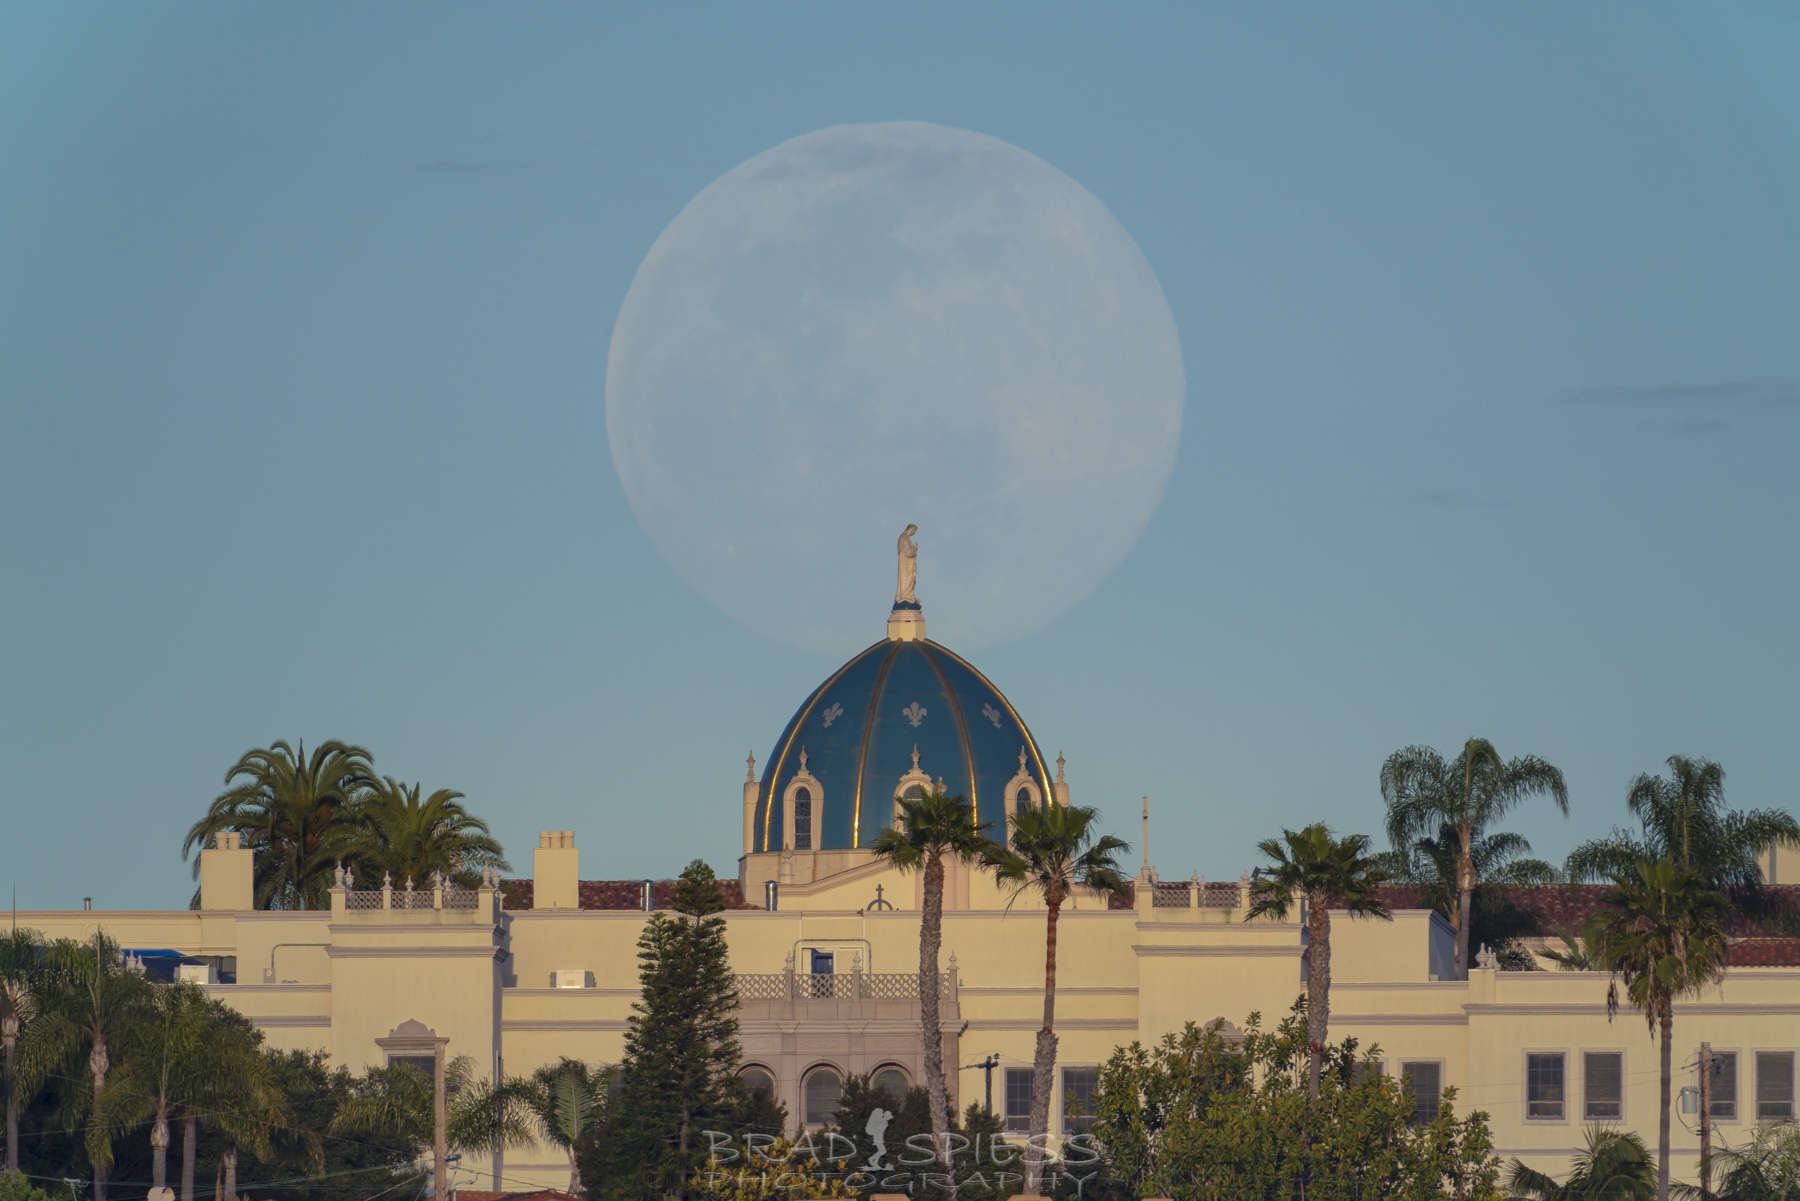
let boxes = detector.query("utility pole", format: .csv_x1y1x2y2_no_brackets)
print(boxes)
1699,1042,1712,1197
434,1041,448,1201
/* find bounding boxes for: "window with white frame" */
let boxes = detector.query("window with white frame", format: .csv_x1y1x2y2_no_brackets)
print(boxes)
1401,1062,1441,1126
1757,1052,1794,1120
1584,1053,1623,1121
1005,1068,1033,1133
1062,1067,1098,1135
1527,1053,1565,1120
1710,1052,1739,1121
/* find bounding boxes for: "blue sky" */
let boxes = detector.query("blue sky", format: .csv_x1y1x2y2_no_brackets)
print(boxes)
2,3,1796,908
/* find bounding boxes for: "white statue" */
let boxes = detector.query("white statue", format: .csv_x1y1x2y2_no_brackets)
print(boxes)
895,523,919,603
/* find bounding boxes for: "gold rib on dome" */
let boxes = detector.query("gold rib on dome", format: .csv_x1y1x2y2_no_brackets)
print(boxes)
850,642,900,848
924,640,1056,809
917,643,979,821
762,641,884,853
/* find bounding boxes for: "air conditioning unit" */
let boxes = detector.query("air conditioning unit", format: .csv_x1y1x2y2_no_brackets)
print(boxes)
177,962,218,985
551,970,594,989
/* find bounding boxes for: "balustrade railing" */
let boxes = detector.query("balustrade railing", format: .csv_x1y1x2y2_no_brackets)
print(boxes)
732,971,949,1001
1148,878,1246,910
337,884,487,912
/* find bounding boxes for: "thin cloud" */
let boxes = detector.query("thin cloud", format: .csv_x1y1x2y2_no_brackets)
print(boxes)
1566,380,1799,410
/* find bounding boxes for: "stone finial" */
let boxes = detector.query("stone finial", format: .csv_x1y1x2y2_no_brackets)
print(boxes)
799,746,809,772
1056,751,1067,783
1476,944,1499,971
784,950,795,972
382,871,393,890
746,752,756,783
1018,746,1028,771
911,745,921,771
334,862,345,889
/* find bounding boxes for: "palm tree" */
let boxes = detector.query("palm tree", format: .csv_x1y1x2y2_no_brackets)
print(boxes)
1566,756,1799,894
182,740,377,910
0,927,42,1174
871,789,997,1171
182,1004,294,1201
989,803,1130,1194
520,1058,611,1196
1245,823,1392,1097
24,933,153,1201
1541,920,1604,972
1590,858,1732,1201
346,777,509,890
1504,1126,1656,1199
1382,738,1570,977
93,982,214,1196
1691,1119,1800,1201
444,1072,539,1195
1382,820,1559,968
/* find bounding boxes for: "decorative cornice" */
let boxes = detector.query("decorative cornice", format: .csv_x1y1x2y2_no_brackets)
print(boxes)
1467,1002,1800,1017
964,1018,1137,1030
1331,1013,1468,1026
249,1015,331,1028
501,1019,631,1031
1133,944,1301,957
327,946,505,959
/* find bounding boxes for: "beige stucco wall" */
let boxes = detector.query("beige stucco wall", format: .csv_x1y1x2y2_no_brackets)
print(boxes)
16,871,1799,1195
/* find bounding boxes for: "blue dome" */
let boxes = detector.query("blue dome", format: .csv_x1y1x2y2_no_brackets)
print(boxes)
754,639,1053,852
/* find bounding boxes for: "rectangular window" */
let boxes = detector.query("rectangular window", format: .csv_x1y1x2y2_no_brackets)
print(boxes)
1005,1068,1034,1133
1062,1067,1098,1135
1402,1062,1441,1126
1757,1052,1795,1120
1710,1052,1738,1121
1584,1053,1623,1120
1527,1053,1565,1120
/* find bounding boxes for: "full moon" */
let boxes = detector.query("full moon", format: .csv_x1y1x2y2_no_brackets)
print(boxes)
606,122,1184,654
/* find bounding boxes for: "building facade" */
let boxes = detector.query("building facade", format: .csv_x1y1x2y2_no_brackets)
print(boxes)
19,586,1800,1194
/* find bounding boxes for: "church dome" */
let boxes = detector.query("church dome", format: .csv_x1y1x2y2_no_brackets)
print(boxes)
752,637,1055,853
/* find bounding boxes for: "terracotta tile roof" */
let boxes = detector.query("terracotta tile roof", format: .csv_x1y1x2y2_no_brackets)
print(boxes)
1726,938,1800,967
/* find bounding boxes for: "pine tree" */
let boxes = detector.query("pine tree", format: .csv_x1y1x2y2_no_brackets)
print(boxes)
587,861,743,1201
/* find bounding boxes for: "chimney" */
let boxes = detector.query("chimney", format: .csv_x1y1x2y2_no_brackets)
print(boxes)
200,831,254,910
533,831,579,910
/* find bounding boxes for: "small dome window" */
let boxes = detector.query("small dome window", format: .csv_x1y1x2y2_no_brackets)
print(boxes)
793,788,813,850
783,749,822,852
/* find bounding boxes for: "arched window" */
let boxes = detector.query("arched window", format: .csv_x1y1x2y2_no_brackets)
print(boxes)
741,1066,776,1101
1015,786,1034,812
804,1066,842,1127
872,1066,909,1105
904,785,923,801
793,788,813,850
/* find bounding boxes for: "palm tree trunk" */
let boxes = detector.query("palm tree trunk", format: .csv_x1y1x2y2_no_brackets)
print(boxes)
1455,825,1474,979
181,1113,197,1201
91,1034,109,1201
4,1033,16,1174
1657,1000,1672,1201
1026,891,1063,1195
223,1143,237,1201
919,849,950,1172
152,1108,171,1190
566,1146,581,1198
1307,893,1331,1098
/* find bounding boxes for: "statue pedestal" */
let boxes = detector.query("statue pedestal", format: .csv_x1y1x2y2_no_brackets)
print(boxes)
887,602,926,641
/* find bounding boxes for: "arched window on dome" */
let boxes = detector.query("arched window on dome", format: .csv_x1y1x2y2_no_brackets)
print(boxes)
1003,746,1044,841
783,749,822,853
793,788,813,850
893,745,932,828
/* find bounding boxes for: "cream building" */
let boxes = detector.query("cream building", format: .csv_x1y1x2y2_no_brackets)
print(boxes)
18,584,1800,1194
